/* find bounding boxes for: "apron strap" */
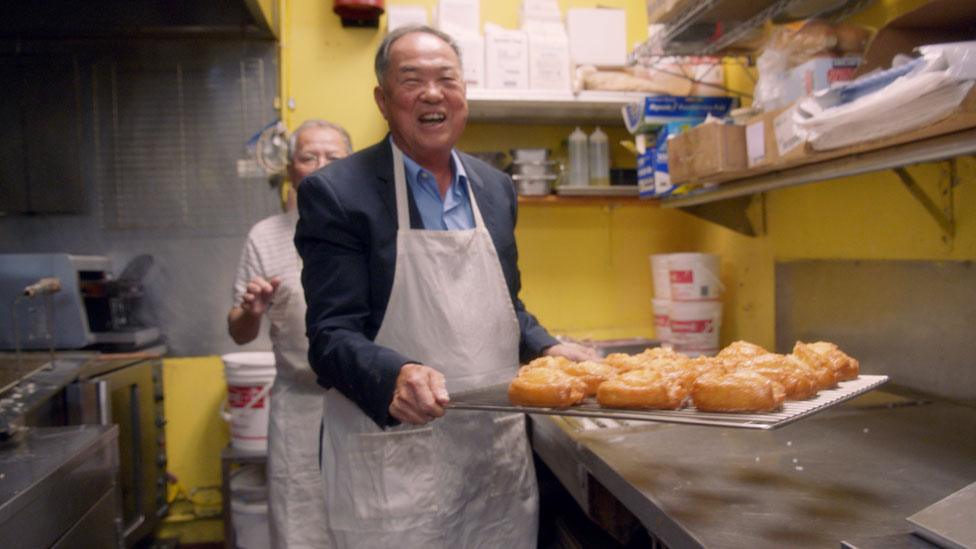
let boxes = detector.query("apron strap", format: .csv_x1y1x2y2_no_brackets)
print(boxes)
390,141,486,231
391,143,412,231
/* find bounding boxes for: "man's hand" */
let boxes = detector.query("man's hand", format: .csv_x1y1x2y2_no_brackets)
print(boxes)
388,363,450,425
240,276,281,317
544,342,599,362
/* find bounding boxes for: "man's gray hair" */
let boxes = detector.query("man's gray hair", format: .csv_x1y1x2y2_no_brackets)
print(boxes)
288,119,353,161
374,24,463,86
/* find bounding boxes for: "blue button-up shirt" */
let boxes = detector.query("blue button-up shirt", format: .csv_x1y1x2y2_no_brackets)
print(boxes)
401,149,475,231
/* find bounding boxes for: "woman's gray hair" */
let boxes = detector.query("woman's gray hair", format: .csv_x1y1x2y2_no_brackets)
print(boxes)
288,119,353,161
374,24,463,86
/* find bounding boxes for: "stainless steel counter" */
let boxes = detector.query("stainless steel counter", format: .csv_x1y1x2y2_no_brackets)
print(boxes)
0,425,122,548
531,391,976,548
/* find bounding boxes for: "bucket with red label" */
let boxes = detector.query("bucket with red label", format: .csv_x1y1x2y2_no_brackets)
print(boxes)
667,252,723,301
669,300,721,357
221,352,276,452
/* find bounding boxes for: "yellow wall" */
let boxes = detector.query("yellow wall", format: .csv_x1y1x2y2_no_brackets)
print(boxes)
165,0,976,541
279,0,976,348
159,357,229,539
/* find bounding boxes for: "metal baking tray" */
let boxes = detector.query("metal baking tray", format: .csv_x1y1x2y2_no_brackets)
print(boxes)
446,374,889,430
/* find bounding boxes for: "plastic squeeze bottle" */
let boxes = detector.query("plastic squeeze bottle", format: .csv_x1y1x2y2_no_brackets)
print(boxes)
589,126,610,186
567,127,589,186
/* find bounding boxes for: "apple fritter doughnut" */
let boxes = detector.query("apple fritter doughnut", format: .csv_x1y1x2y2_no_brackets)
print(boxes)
717,341,769,360
523,355,576,370
791,342,842,389
738,353,818,400
602,352,647,373
787,354,838,390
508,366,586,408
554,360,617,397
692,370,786,412
805,341,859,381
596,369,689,410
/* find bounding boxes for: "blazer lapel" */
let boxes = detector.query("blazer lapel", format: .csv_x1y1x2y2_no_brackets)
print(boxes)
375,137,427,229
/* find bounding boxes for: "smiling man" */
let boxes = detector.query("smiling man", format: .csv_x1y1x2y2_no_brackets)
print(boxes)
295,25,596,547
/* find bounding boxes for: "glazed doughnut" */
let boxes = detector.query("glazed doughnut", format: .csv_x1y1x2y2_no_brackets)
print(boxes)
508,366,586,408
717,341,769,360
787,354,838,390
692,370,786,412
602,352,647,373
805,341,860,381
737,353,818,400
791,342,841,389
552,360,617,397
523,355,575,370
596,368,689,410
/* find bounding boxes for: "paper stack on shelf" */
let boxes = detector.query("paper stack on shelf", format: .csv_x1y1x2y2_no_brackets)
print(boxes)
795,41,976,150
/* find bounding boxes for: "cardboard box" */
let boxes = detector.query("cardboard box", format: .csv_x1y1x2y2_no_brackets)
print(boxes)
387,6,428,32
668,123,746,184
527,26,571,90
855,0,976,78
567,8,626,67
745,103,808,169
485,25,528,89
638,149,656,198
789,56,861,98
436,0,480,34
623,95,736,134
452,31,485,88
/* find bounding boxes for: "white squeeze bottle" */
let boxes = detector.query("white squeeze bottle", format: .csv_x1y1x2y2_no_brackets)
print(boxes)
567,127,589,186
589,126,610,187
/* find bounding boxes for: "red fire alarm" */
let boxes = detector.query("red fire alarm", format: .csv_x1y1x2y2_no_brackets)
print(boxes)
334,0,384,28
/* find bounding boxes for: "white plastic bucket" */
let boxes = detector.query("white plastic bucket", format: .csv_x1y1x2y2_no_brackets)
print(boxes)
651,298,671,344
668,253,723,301
669,300,721,354
222,352,276,452
649,254,672,299
231,499,271,549
230,464,271,549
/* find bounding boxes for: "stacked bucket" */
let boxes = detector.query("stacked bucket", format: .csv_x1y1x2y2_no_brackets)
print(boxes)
650,253,723,357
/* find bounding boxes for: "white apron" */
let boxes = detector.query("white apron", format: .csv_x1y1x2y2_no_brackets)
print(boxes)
266,245,330,549
321,144,538,548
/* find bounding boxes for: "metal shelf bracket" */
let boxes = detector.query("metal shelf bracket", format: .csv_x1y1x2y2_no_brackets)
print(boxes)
680,193,766,236
892,162,955,246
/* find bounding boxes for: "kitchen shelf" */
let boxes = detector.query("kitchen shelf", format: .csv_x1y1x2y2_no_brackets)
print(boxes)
662,126,976,208
466,88,648,125
635,0,870,58
518,194,651,206
659,125,976,238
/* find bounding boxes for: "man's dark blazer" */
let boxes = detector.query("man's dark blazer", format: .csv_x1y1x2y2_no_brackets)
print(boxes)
295,138,557,427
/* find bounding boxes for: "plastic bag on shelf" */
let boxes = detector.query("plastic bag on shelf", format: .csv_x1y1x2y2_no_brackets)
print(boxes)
794,46,976,150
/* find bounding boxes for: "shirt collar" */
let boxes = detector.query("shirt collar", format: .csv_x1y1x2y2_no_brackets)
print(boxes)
392,138,469,195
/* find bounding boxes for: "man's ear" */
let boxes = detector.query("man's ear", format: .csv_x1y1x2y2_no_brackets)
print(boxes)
374,85,389,121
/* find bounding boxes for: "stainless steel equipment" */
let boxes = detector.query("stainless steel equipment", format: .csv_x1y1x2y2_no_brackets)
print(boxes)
0,352,167,547
0,254,160,350
67,356,168,547
531,390,976,549
447,375,888,429
0,425,123,549
907,481,976,549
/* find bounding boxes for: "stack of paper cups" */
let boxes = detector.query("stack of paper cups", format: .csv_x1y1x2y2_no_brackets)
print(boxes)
649,253,723,357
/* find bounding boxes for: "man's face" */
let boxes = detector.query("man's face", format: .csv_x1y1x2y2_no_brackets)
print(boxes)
287,126,349,185
374,32,467,164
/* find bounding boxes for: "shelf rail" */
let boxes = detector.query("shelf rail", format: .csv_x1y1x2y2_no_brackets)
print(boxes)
660,127,976,208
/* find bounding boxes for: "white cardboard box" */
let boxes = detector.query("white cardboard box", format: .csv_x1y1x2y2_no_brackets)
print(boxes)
527,25,571,90
485,25,529,89
436,0,480,34
566,8,626,67
453,31,485,88
387,6,428,33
